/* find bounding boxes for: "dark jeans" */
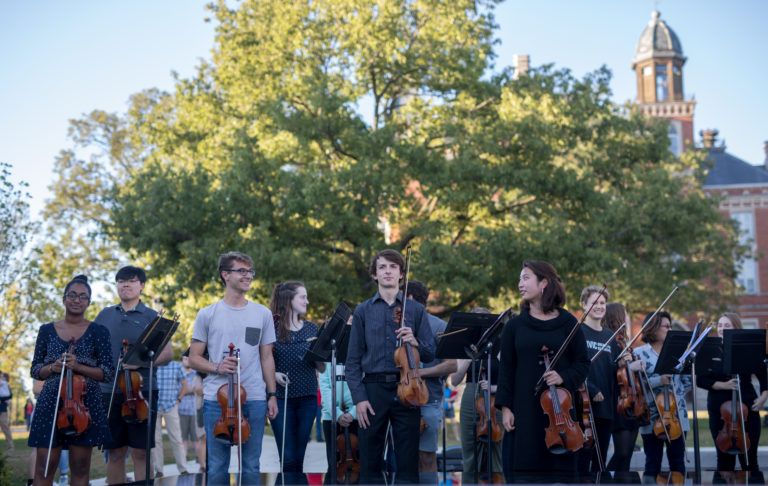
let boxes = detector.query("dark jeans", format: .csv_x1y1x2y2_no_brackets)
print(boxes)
269,395,317,485
641,432,686,475
358,382,419,484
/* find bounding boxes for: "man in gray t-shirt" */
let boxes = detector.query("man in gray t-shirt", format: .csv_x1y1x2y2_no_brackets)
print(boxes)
189,251,278,485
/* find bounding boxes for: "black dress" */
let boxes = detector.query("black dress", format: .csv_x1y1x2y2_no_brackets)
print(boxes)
495,309,590,473
28,322,114,448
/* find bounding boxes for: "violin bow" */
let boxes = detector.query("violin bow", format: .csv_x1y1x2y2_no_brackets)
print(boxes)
736,375,749,468
534,283,607,393
396,245,413,343
236,348,243,486
45,352,68,478
615,286,680,362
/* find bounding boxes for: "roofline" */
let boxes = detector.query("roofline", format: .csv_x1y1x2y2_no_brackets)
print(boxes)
703,182,768,190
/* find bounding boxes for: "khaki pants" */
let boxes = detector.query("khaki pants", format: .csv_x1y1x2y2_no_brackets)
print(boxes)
0,412,12,449
151,405,188,474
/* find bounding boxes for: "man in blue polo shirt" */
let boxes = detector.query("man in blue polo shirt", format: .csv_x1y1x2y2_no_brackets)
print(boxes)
96,265,173,484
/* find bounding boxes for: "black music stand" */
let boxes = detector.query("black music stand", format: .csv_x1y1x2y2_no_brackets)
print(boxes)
657,330,719,484
722,329,767,470
123,314,180,485
306,301,352,484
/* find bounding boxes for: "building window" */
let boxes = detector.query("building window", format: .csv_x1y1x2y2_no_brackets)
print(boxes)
667,121,682,155
741,318,759,330
732,212,758,295
656,65,669,101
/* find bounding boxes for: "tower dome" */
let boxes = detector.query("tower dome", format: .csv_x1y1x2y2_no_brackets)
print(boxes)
632,11,685,68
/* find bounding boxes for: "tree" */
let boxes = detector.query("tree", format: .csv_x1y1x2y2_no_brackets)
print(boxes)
49,0,746,325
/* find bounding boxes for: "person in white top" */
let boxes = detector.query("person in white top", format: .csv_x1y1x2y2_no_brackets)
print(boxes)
188,251,278,485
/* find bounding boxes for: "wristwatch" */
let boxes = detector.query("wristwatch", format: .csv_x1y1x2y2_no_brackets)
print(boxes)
266,392,277,398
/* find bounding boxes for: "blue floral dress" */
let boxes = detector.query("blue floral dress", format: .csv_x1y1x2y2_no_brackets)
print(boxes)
28,322,115,448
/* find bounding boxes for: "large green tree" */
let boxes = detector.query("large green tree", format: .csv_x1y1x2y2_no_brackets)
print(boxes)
47,0,746,326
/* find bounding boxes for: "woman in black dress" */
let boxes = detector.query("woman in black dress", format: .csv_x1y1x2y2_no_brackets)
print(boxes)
496,261,590,476
698,312,768,472
28,276,114,486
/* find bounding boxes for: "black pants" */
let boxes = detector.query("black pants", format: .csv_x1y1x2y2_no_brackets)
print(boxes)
607,426,639,472
577,417,613,472
358,382,419,484
323,420,360,484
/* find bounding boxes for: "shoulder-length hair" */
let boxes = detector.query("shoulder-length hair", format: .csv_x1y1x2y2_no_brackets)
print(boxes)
520,261,566,314
602,302,627,334
641,311,671,344
270,281,306,343
719,312,743,330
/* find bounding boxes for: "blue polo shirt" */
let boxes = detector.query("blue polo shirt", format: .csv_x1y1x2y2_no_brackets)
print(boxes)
95,300,159,393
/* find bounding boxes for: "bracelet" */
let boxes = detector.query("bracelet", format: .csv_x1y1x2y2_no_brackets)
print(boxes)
215,362,221,374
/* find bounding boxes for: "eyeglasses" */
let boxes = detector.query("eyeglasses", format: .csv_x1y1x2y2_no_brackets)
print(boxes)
225,268,256,277
117,278,140,284
65,292,90,302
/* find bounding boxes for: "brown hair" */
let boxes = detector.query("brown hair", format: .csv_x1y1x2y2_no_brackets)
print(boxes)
602,302,627,333
369,249,405,278
520,261,566,314
217,251,254,286
719,312,743,330
580,285,610,306
270,281,306,343
641,311,671,344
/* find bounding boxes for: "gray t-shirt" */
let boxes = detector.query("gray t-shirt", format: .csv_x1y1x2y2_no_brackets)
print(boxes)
422,314,448,403
191,300,276,401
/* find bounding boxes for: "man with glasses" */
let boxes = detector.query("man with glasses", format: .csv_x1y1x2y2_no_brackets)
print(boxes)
188,251,278,485
96,265,172,484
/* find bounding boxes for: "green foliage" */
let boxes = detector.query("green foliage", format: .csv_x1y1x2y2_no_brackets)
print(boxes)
45,0,745,330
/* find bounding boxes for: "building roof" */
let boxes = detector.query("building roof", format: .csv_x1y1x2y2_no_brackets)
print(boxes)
703,146,768,187
633,11,685,67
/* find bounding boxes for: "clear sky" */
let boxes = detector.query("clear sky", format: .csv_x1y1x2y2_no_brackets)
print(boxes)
2,1,766,218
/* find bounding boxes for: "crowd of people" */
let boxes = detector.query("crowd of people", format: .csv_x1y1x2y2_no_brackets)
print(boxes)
16,249,768,485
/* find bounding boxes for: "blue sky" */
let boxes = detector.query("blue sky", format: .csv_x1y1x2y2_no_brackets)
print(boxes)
1,1,766,217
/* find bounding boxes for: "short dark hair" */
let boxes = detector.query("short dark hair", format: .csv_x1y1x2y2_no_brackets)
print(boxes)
520,261,566,314
64,274,91,297
217,251,254,286
407,281,429,306
641,311,672,344
115,265,146,283
368,249,405,277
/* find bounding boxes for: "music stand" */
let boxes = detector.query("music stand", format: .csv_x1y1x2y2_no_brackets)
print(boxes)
307,301,352,484
435,312,496,484
723,329,767,470
123,314,180,485
657,330,719,484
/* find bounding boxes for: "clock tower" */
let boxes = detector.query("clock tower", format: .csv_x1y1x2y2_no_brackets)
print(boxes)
632,11,695,155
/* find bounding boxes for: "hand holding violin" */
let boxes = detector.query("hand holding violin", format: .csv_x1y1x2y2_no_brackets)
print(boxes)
395,326,418,346
542,370,563,386
217,355,238,375
338,412,354,427
713,378,738,391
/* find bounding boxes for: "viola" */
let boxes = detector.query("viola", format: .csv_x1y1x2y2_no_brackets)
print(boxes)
653,383,682,441
117,339,148,424
213,343,251,445
393,245,429,408
475,372,503,443
539,346,584,454
716,375,750,456
336,385,360,484
56,338,91,437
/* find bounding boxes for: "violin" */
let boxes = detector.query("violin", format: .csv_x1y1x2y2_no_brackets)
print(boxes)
56,338,91,437
539,346,584,454
716,375,750,456
615,334,650,424
578,383,595,449
653,383,682,441
475,370,503,443
393,245,429,408
336,385,360,484
117,339,148,424
213,343,251,445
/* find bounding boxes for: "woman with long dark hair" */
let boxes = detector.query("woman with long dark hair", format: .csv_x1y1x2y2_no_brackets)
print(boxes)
28,275,114,486
698,312,768,472
269,281,325,484
496,261,590,476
